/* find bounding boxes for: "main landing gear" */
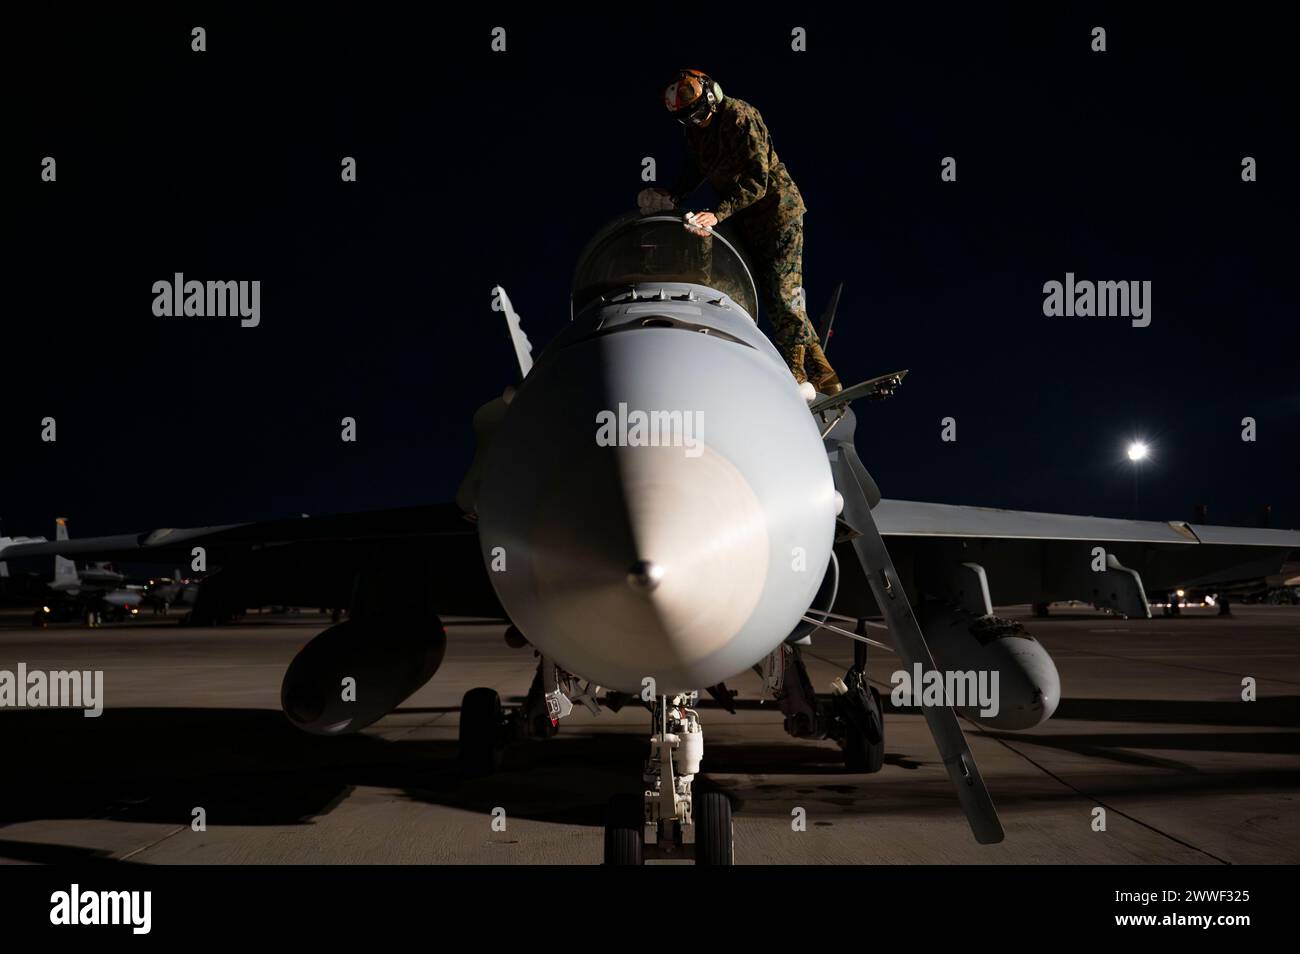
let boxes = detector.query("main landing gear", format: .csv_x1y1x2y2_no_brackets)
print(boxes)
458,654,598,776
762,627,886,773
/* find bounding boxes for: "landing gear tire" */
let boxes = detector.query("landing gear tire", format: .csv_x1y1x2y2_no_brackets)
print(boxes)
459,687,505,776
844,686,885,774
531,712,558,739
603,793,645,866
521,668,559,741
693,791,734,865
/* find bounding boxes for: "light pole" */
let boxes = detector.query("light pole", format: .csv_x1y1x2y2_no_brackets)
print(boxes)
1126,441,1149,519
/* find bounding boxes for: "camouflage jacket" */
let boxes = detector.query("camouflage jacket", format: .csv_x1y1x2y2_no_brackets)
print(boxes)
669,97,806,228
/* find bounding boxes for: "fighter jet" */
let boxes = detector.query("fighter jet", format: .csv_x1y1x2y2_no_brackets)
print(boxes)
2,518,143,622
4,212,1297,864
140,571,203,614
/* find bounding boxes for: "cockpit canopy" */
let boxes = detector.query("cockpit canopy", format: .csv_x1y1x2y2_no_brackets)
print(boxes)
571,214,759,319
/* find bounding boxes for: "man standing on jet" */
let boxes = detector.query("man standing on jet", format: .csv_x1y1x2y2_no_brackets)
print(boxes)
639,69,841,395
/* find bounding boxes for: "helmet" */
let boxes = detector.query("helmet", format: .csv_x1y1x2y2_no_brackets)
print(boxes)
664,69,723,127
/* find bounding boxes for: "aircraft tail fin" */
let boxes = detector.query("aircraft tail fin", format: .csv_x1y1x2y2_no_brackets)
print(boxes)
54,556,78,586
491,285,533,382
53,518,79,586
816,283,843,352
492,285,533,380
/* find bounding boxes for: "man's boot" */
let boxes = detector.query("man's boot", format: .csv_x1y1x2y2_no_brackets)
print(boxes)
804,340,842,394
784,344,809,385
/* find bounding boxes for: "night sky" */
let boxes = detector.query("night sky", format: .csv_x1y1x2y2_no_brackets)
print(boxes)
7,6,1297,542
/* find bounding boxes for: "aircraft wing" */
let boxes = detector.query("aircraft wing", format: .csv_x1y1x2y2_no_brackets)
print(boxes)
836,499,1300,618
873,499,1300,547
0,504,504,618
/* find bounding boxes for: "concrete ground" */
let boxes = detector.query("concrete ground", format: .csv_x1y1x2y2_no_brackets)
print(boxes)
1,604,1297,864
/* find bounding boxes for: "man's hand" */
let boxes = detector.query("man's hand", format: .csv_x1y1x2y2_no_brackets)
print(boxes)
637,187,676,215
683,211,718,236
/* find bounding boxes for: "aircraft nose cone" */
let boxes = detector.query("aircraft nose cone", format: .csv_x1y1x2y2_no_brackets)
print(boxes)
519,443,770,691
478,412,781,693
476,323,836,694
627,560,664,592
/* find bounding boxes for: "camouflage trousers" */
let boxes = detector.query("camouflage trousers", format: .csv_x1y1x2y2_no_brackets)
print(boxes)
742,214,819,366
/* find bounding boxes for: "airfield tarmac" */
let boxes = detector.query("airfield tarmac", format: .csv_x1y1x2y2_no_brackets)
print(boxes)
1,605,1297,865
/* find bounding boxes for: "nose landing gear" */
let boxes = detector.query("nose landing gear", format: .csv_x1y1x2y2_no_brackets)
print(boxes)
604,692,732,865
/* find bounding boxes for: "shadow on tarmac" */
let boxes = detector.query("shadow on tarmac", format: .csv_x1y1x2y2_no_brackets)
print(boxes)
3,692,1298,860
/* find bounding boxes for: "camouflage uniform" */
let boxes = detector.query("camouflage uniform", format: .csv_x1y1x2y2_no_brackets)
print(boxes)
670,97,821,371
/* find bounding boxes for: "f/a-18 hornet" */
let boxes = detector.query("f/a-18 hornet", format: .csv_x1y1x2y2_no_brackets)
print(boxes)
5,213,1297,864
